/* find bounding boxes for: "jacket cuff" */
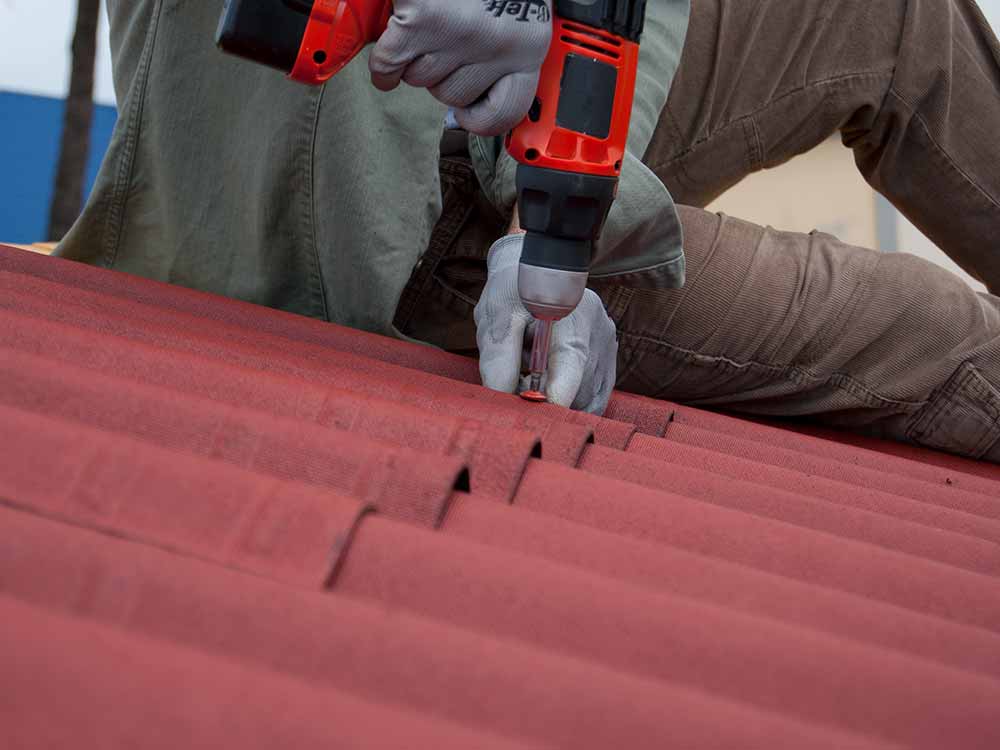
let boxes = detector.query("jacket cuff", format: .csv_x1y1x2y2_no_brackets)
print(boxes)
469,134,519,216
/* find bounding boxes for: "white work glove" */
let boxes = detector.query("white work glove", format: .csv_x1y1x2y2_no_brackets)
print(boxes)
369,0,552,135
475,234,618,415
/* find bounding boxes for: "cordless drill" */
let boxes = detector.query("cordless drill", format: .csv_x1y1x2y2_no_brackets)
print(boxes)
217,0,646,402
505,0,645,400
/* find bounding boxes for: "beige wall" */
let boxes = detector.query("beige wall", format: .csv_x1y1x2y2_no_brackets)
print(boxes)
705,138,878,248
704,138,986,293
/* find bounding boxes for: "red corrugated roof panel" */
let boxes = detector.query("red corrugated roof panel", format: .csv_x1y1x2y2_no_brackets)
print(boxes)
616,435,1000,542
0,509,892,750
512,460,1000,632
0,267,638,448
1,596,539,750
579,444,1000,572
2,243,1000,749
658,419,1000,506
672,404,1000,488
443,498,1000,679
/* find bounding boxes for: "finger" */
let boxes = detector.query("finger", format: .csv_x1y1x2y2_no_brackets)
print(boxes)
402,52,458,89
369,59,405,92
477,309,531,394
429,64,496,109
544,317,588,408
368,19,418,92
454,71,538,136
580,336,618,415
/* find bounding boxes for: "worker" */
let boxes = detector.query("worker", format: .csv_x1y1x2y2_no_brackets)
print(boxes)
58,0,1000,462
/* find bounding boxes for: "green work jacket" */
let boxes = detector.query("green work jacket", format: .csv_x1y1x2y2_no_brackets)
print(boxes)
58,0,690,336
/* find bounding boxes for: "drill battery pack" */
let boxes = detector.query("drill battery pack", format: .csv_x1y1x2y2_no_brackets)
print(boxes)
216,0,314,75
216,0,391,84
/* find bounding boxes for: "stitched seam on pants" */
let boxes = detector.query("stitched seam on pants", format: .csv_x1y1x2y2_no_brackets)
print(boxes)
101,0,163,269
306,85,331,322
589,253,686,283
886,87,1000,211
603,287,636,324
647,71,894,174
643,104,688,166
431,264,480,308
649,107,698,190
618,333,927,409
743,117,763,170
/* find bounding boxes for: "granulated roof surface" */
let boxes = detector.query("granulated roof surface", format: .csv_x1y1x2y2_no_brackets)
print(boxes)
2,243,999,749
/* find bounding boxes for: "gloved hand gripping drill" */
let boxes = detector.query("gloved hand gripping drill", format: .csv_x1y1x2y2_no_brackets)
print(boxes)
505,0,646,405
217,0,550,135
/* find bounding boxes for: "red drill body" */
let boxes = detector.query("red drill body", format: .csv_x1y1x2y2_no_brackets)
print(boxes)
290,0,392,84
506,14,640,181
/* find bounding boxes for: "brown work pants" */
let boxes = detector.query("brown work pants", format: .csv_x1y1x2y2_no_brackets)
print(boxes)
398,0,1000,461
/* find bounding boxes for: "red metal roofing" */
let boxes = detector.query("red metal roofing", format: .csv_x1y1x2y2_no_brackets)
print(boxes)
2,242,1000,749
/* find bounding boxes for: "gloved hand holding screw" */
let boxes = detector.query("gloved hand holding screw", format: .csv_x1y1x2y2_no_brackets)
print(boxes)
475,233,619,415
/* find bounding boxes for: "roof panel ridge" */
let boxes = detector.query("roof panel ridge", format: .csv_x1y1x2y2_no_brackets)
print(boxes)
578,445,1000,572
604,391,676,437
0,508,897,750
513,460,1000,633
668,404,1000,494
0,246,706,450
1,595,540,750
0,305,559,492
622,434,1000,543
444,420,542,501
0,404,370,589
0,347,466,529
337,514,1000,749
0,245,486,385
0,277,631,448
443,496,1000,680
658,423,1000,518
788,420,1000,482
9,245,989,488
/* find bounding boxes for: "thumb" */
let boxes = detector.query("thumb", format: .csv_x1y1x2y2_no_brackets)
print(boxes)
368,19,412,91
477,306,531,394
544,317,588,408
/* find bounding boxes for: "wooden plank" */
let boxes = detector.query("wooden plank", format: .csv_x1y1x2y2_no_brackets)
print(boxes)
5,244,57,256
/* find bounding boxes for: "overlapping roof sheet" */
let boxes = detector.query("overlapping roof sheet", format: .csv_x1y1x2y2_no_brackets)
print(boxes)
2,242,1000,749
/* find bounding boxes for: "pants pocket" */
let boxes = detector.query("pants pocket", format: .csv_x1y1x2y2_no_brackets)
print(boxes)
906,362,1000,460
394,156,506,354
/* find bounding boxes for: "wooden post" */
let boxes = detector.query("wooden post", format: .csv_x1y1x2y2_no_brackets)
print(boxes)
47,0,102,242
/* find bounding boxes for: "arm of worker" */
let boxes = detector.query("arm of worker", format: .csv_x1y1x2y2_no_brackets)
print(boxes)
471,1,691,413
368,0,552,135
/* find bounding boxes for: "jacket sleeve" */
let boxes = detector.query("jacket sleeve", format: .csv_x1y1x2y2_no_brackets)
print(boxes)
469,0,691,290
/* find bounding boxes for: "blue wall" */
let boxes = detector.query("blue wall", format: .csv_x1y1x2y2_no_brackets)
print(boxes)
0,90,116,243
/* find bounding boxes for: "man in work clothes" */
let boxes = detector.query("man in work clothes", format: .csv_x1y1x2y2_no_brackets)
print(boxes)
58,0,1000,462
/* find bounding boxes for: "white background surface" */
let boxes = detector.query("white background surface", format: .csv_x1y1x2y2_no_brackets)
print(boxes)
0,0,115,105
